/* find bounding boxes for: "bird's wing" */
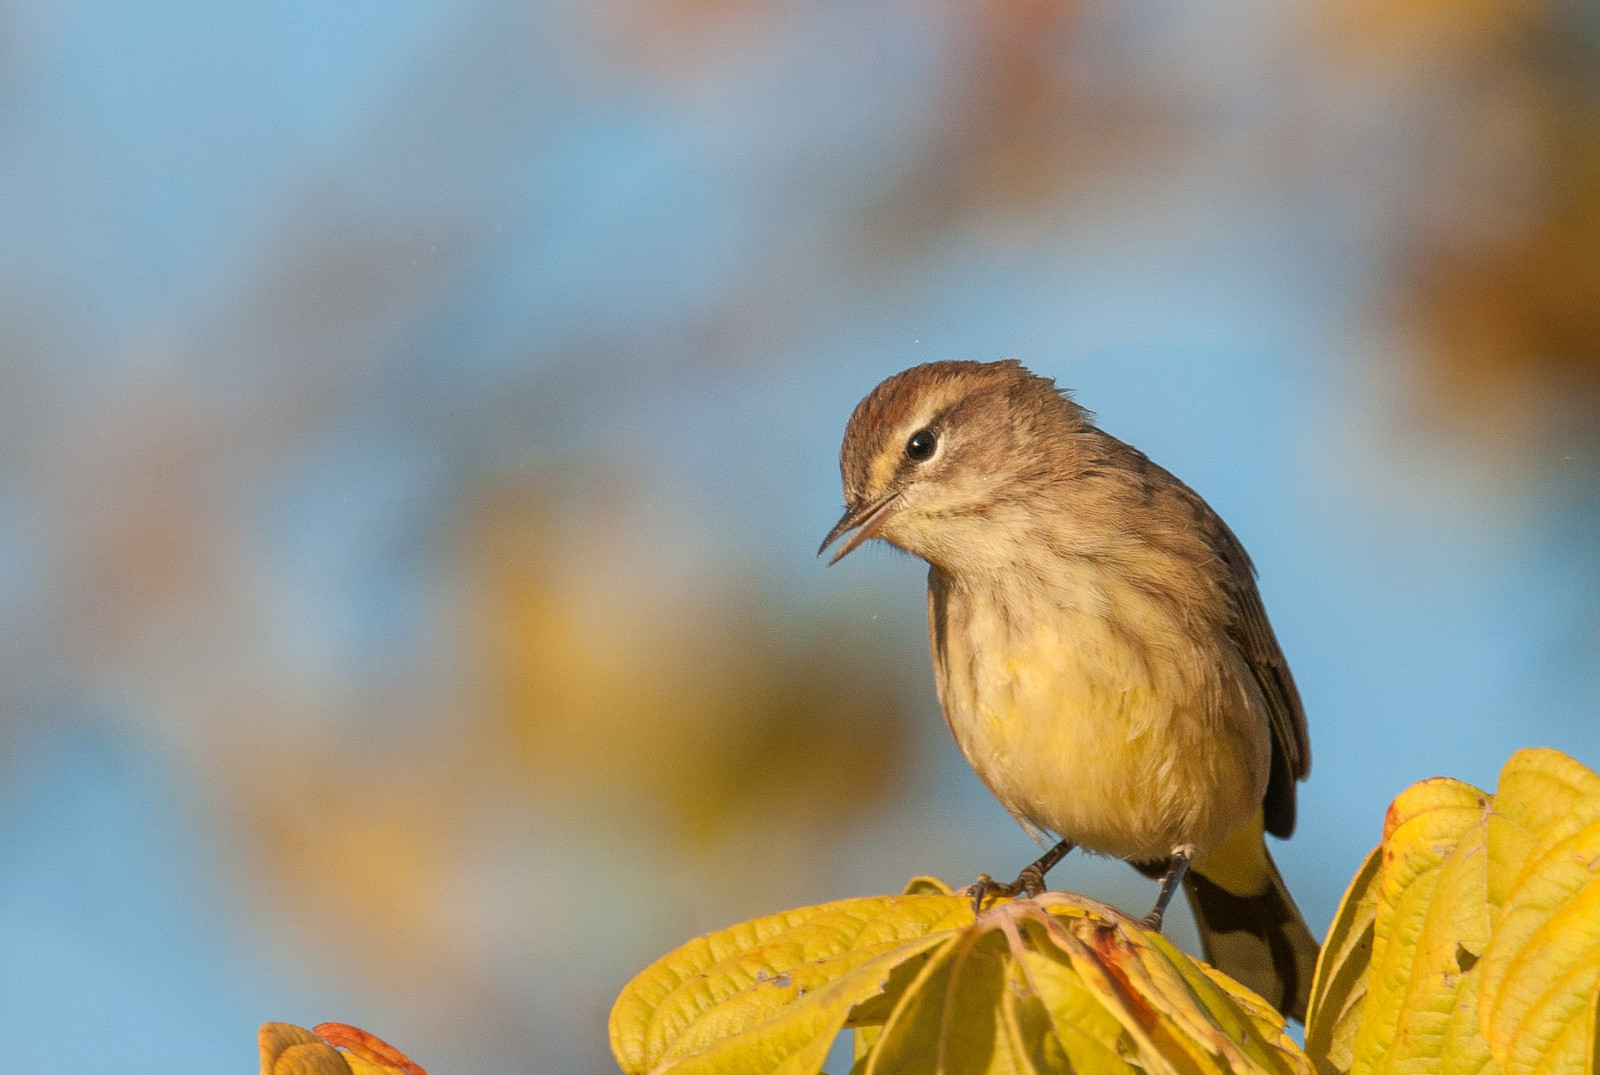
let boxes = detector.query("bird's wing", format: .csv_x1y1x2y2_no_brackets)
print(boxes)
1208,516,1310,840
1099,435,1311,841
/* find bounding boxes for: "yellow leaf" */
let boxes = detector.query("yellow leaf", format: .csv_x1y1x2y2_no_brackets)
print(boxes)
1428,824,1496,1075
1350,777,1491,1075
1477,749,1600,1075
343,1058,406,1075
899,876,954,897
272,1043,354,1075
851,1024,882,1068
1305,847,1382,1075
1011,934,1133,1074
609,893,974,1075
1198,962,1310,1068
1486,749,1600,855
1139,929,1305,1075
1305,749,1600,1075
862,925,1017,1074
261,1024,325,1075
871,896,1309,1075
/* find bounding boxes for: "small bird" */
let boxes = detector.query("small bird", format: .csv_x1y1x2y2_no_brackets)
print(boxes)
819,360,1319,1021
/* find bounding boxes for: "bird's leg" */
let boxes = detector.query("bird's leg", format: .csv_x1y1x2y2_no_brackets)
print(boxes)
1016,838,1074,896
1140,845,1195,931
970,840,1074,914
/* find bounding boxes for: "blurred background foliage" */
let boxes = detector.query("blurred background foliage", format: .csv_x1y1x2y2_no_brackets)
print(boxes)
0,0,1596,1072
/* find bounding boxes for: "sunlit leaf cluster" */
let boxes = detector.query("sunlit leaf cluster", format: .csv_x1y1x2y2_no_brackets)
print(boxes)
608,877,1309,1075
606,748,1600,1075
1307,747,1600,1075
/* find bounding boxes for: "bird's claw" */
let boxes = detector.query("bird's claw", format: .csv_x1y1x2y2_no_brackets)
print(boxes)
969,840,1074,914
968,865,1049,915
968,873,1019,914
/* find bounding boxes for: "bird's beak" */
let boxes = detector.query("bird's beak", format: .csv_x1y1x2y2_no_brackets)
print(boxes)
818,491,902,565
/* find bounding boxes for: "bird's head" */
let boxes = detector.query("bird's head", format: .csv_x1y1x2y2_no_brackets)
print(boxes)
819,360,1092,570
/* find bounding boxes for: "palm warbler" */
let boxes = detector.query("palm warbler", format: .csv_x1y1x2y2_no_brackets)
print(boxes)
820,359,1318,1021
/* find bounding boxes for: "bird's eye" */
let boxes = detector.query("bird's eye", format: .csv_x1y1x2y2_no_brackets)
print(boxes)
906,429,937,462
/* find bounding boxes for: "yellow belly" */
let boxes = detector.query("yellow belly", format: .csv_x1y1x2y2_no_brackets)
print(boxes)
930,572,1267,862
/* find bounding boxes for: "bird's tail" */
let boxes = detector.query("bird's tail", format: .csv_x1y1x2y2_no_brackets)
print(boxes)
1184,836,1319,1023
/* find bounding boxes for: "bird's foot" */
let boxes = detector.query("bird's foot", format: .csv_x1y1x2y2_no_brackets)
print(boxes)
968,840,1074,915
967,873,1025,915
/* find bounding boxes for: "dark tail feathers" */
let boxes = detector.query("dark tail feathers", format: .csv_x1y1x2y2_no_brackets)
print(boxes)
1183,850,1319,1023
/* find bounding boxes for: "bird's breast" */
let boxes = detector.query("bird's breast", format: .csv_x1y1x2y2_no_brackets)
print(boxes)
927,564,1266,862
